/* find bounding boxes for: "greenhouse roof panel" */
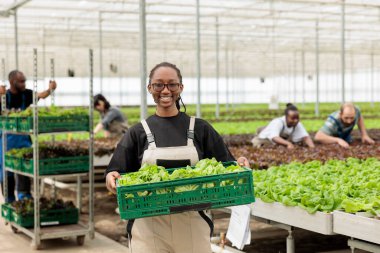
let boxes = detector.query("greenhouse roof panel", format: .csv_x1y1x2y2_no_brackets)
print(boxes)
1,0,380,77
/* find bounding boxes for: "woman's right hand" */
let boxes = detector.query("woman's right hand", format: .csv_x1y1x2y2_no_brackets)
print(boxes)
106,171,121,194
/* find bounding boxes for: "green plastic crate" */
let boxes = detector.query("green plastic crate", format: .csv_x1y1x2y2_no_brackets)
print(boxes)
17,115,89,133
4,155,22,171
13,208,79,228
116,162,255,220
1,203,12,221
1,203,79,228
22,156,89,175
0,116,18,131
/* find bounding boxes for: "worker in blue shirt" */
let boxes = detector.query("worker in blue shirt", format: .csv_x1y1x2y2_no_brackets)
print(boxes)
315,103,375,148
0,70,57,202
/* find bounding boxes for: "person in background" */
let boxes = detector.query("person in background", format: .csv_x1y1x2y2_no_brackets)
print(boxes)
251,103,315,149
314,102,375,148
0,70,57,202
105,62,249,253
93,94,128,138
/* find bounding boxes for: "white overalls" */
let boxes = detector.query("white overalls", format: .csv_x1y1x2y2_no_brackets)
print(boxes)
127,116,213,253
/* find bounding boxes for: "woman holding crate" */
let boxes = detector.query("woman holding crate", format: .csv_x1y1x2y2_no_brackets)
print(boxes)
105,62,249,253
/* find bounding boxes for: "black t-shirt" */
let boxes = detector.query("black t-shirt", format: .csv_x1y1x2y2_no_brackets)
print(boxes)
2,89,34,111
106,112,235,174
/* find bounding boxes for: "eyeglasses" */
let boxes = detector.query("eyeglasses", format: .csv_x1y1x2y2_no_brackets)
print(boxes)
151,83,180,92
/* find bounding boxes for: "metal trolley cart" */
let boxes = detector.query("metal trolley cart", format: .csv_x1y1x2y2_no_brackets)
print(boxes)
1,49,95,249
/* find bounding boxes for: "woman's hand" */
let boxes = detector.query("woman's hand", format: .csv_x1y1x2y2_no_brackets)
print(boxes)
237,157,250,167
106,171,121,194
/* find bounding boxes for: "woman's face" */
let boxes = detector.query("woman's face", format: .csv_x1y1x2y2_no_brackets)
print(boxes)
148,67,183,110
95,100,105,112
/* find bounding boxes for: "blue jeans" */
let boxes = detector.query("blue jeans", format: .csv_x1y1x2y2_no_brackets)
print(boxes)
0,134,32,202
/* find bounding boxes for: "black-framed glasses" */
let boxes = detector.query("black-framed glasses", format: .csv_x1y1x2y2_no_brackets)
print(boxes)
151,83,180,92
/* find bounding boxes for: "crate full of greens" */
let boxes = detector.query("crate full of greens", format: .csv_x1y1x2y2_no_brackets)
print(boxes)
6,144,89,175
116,158,255,220
3,106,89,133
1,198,78,228
0,116,18,131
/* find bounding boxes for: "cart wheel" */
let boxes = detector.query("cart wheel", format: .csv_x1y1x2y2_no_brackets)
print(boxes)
76,235,85,246
31,242,42,250
11,225,18,234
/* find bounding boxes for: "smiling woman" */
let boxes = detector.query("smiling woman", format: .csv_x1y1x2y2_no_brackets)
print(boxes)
105,62,249,253
147,62,185,116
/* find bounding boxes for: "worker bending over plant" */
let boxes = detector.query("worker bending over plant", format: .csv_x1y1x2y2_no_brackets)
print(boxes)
315,102,375,148
251,103,315,149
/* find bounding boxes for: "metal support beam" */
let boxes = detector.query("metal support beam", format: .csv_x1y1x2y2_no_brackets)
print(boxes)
32,48,41,248
348,238,380,253
98,12,103,94
3,0,31,12
293,51,297,103
50,58,55,104
215,16,220,119
286,229,295,253
139,0,148,120
225,42,229,111
50,58,55,146
118,49,123,107
196,0,201,118
371,52,374,107
231,50,236,111
1,58,5,84
315,21,320,117
14,9,19,69
302,50,305,106
351,53,354,102
288,63,292,102
88,49,95,239
341,0,346,103
42,28,46,80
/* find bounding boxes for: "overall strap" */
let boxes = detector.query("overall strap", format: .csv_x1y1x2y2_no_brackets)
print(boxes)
21,93,26,110
6,90,10,110
141,120,157,148
187,116,195,146
281,119,295,139
5,90,26,110
328,115,344,136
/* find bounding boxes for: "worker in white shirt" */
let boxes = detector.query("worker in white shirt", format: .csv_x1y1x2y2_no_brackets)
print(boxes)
251,103,315,149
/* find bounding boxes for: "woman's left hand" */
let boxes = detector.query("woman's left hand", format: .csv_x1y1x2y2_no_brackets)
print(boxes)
237,157,250,167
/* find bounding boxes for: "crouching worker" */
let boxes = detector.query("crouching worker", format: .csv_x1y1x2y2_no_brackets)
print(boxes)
251,103,315,149
314,102,374,148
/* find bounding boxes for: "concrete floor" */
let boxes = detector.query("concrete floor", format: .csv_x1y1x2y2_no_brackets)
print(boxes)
0,192,128,253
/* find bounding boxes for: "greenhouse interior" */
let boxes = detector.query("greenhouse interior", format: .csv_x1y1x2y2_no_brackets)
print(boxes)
0,0,379,252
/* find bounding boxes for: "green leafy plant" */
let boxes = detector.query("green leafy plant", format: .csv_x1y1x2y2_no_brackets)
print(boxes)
7,106,87,117
253,158,380,215
117,158,245,196
11,197,76,215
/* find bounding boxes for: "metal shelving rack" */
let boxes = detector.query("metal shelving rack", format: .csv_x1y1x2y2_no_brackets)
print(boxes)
1,49,95,249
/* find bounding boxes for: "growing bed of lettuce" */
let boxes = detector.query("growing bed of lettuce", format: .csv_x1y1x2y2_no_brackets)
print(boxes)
253,158,380,215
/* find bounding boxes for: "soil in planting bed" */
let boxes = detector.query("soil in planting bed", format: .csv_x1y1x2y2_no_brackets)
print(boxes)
229,141,380,169
41,129,380,161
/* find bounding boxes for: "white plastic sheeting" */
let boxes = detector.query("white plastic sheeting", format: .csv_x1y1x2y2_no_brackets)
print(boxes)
0,0,380,106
